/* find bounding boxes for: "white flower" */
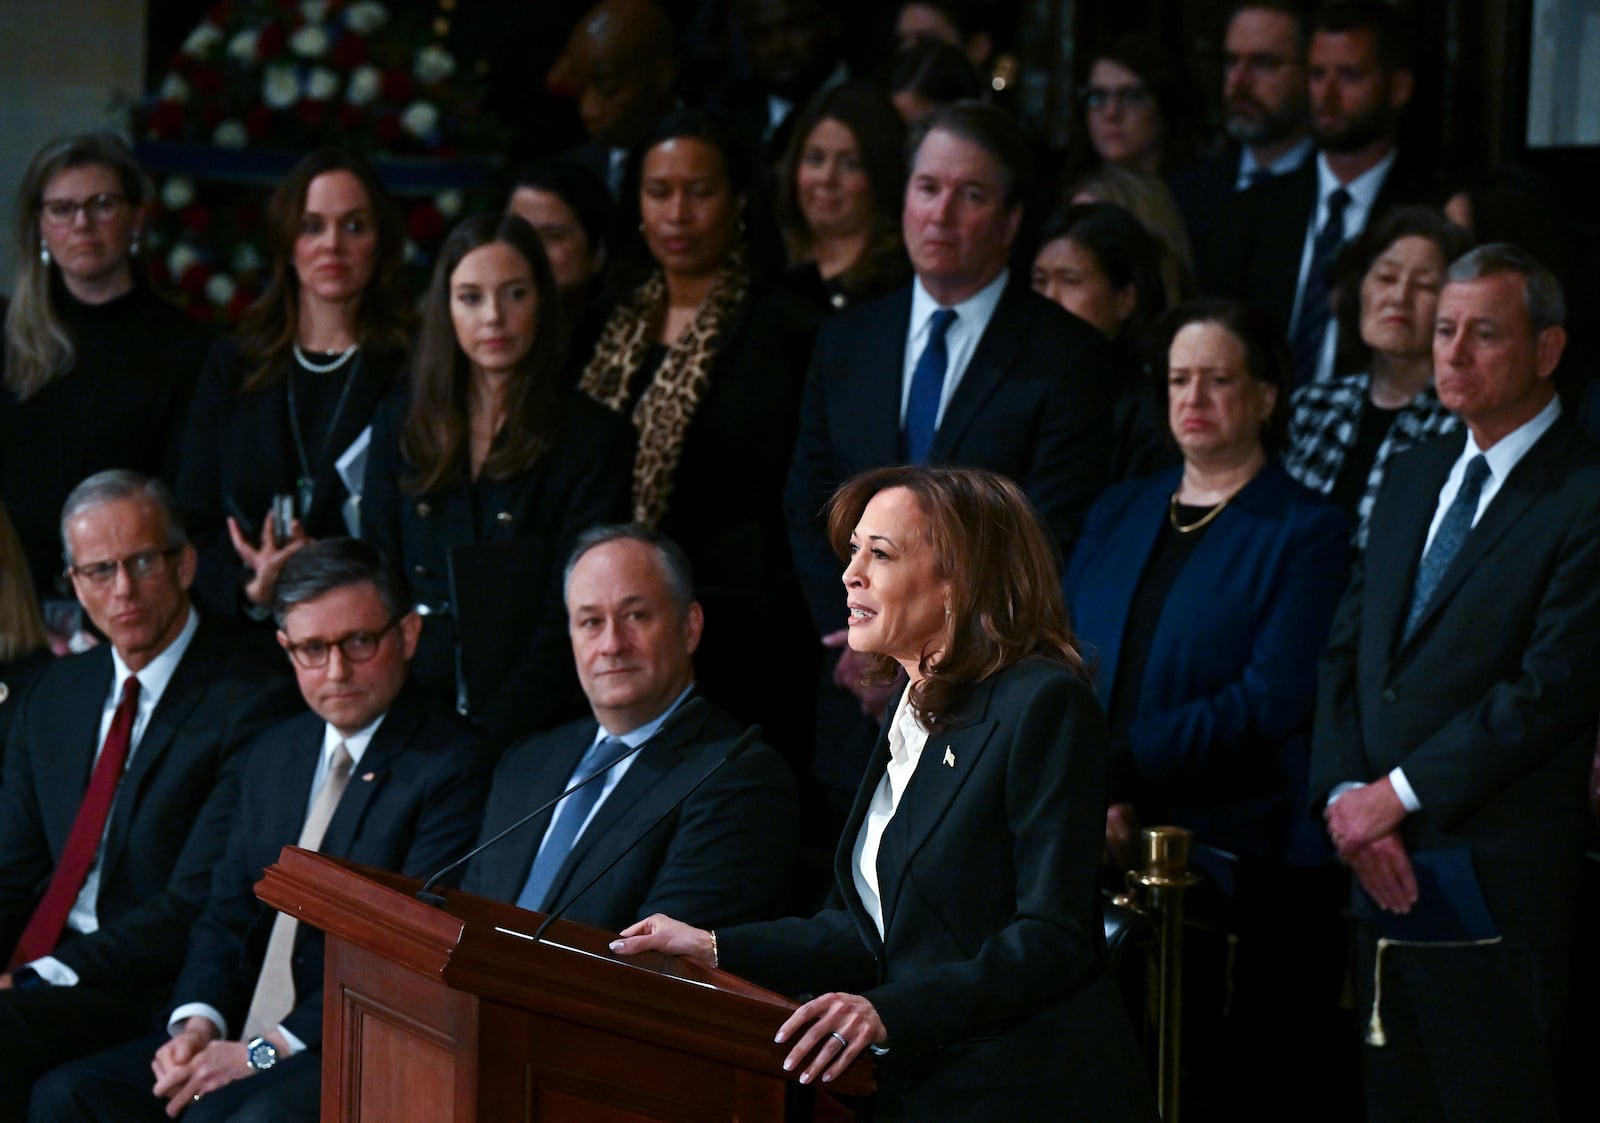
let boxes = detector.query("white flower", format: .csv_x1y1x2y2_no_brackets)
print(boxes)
161,176,197,211
227,29,260,62
300,1,329,22
230,243,265,273
290,25,329,59
262,65,301,109
435,189,463,218
346,65,381,106
181,21,223,58
306,67,340,101
345,1,389,35
212,119,249,148
205,273,237,306
167,244,200,278
414,45,456,83
159,73,190,104
400,100,440,139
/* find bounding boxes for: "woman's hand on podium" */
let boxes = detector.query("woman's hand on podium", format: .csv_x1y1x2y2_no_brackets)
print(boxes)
610,914,716,967
775,991,886,1085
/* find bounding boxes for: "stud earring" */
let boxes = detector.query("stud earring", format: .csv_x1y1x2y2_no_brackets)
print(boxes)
39,245,50,266
130,234,141,257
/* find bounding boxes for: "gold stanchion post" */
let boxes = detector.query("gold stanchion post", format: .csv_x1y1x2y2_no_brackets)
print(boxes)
1129,826,1202,1122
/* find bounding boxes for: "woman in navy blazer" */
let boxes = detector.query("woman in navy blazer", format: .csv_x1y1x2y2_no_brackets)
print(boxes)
1065,300,1350,1111
612,466,1156,1121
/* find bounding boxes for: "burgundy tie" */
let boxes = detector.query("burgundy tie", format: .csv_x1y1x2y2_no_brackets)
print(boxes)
8,675,141,969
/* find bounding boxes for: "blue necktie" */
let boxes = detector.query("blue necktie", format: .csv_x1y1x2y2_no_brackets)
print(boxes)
1404,455,1490,640
516,736,631,912
902,308,957,464
1246,168,1273,190
1291,187,1350,387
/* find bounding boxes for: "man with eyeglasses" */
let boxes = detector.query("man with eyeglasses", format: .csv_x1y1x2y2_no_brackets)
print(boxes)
0,470,299,1115
1172,2,1315,247
33,537,492,1122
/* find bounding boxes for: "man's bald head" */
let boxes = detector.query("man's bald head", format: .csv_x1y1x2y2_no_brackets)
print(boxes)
568,0,680,148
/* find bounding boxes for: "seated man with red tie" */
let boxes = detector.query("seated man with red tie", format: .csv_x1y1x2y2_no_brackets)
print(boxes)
30,538,493,1122
0,470,300,1115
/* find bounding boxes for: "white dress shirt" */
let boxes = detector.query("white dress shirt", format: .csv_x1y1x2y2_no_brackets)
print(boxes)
899,269,1009,431
852,685,929,939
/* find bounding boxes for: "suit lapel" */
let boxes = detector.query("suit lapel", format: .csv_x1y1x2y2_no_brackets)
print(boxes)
831,722,894,951
498,722,595,902
856,291,913,467
930,282,1026,460
1372,436,1459,657
41,654,113,837
322,691,421,857
1081,476,1173,711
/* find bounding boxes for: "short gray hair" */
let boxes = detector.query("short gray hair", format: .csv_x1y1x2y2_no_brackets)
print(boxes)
1446,242,1566,335
271,537,410,630
562,524,696,619
60,470,186,568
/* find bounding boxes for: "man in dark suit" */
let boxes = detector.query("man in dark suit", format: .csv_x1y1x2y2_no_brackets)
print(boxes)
462,524,797,932
1170,2,1314,246
1309,245,1600,1122
784,100,1114,816
0,470,298,1114
1202,1,1434,387
31,538,492,1122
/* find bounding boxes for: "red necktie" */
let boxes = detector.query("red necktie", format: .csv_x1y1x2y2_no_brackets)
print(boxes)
8,675,141,969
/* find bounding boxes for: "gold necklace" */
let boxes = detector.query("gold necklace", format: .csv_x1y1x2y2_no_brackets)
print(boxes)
1168,491,1233,534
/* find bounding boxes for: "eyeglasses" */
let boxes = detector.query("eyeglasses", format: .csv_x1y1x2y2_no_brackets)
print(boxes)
39,193,127,226
1079,85,1153,112
68,547,182,587
283,621,398,669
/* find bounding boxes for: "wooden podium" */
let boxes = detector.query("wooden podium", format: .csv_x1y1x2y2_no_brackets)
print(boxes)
255,847,873,1121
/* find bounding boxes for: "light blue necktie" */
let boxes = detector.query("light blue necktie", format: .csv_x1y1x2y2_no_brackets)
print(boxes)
516,736,631,912
1291,187,1350,387
1404,455,1490,639
902,308,957,464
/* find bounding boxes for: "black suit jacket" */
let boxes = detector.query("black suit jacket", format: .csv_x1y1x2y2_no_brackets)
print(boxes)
1309,419,1600,946
783,278,1115,636
1198,152,1439,344
461,695,798,933
718,662,1155,1119
361,389,634,740
0,616,298,993
170,686,491,1047
175,339,404,621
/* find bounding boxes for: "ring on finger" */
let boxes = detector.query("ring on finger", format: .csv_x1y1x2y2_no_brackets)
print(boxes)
193,1094,203,1103
829,1031,848,1048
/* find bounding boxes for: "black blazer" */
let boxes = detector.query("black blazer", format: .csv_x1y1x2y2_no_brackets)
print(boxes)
1309,419,1600,946
169,686,491,1047
461,695,799,933
361,389,634,740
783,278,1115,636
0,616,298,993
718,662,1156,1120
175,339,404,620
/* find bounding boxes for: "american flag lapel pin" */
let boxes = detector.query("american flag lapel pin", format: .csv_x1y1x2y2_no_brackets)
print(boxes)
943,747,955,768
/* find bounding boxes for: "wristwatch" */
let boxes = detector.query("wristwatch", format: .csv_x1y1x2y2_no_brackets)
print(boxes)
245,1037,279,1071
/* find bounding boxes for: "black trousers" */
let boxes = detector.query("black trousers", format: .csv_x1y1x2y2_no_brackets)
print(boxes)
0,984,153,1121
28,1032,320,1123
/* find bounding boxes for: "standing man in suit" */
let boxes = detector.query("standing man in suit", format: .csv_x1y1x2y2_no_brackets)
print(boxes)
462,524,798,932
785,99,1114,820
1310,244,1600,1122
32,538,492,1122
1204,1,1432,387
0,470,298,1114
1170,2,1314,245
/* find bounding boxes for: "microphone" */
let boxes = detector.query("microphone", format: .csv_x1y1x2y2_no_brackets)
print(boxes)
414,696,708,906
532,723,763,942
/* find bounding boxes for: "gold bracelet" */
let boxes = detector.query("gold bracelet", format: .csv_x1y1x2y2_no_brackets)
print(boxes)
709,929,718,968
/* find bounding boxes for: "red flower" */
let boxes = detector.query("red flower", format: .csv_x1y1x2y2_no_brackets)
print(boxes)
379,69,412,104
245,105,274,142
181,205,215,236
297,101,328,130
147,101,186,139
189,66,224,96
179,262,212,295
406,203,446,245
258,24,287,59
374,113,402,145
337,104,362,131
330,34,367,68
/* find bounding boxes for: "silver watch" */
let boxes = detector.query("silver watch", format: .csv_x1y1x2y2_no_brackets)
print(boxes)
245,1036,280,1071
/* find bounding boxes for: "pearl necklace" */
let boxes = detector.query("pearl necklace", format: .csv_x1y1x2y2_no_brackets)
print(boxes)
292,342,359,373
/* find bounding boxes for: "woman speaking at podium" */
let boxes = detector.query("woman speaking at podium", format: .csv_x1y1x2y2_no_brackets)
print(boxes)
612,465,1155,1120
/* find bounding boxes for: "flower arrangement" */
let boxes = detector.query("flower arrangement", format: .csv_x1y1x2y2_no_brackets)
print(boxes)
136,0,509,325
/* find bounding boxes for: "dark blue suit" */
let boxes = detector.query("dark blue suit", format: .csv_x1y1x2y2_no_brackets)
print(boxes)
1064,461,1350,863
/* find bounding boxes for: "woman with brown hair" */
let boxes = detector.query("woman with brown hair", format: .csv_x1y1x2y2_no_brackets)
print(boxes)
0,500,50,746
2,132,207,601
362,213,632,740
613,465,1155,1121
176,148,413,623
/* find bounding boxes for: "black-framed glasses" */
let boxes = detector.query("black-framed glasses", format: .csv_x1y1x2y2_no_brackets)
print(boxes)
39,193,127,226
283,620,399,669
1079,84,1153,112
67,547,182,587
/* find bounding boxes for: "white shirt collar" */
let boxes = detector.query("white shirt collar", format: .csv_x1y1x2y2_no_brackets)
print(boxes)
323,711,384,768
1465,393,1562,477
1315,147,1396,216
909,267,1009,333
110,604,198,704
